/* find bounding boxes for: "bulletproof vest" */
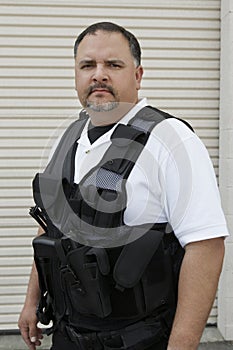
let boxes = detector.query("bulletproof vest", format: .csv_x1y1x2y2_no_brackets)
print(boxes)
31,106,190,333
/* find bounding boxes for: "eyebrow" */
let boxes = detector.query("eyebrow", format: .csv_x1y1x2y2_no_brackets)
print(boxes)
106,59,126,66
78,59,95,67
77,59,126,67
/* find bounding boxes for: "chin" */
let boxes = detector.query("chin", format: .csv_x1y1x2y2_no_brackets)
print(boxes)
86,101,119,112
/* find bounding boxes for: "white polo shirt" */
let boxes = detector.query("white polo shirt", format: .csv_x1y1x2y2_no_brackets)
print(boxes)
50,99,228,247
70,99,228,247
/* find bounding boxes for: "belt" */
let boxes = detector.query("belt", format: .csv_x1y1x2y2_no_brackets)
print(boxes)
64,316,166,350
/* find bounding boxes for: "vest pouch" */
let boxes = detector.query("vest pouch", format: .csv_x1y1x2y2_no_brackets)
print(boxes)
141,241,176,314
61,245,112,319
113,229,176,320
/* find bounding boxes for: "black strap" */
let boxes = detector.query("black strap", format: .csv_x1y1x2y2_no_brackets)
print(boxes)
64,314,165,350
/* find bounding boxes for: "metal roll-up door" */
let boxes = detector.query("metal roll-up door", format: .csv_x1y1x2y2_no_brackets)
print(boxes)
0,0,220,329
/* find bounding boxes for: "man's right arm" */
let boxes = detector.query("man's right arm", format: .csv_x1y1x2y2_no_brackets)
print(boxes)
18,226,44,350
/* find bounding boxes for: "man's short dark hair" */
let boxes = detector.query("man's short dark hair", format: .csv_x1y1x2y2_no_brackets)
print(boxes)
74,22,141,66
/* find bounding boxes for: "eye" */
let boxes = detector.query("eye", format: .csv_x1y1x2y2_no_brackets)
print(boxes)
108,62,122,69
79,61,95,70
80,64,93,69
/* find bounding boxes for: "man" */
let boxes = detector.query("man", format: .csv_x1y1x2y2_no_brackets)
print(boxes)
18,22,228,350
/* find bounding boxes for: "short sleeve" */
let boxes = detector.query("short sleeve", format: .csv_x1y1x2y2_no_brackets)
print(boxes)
161,119,229,247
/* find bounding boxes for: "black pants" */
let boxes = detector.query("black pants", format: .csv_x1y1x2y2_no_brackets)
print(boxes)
50,330,168,350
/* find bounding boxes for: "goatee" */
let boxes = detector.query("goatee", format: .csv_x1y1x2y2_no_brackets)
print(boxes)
86,101,119,112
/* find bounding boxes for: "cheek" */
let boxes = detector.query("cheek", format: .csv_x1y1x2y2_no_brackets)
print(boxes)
118,76,139,100
75,71,89,87
75,76,89,98
75,81,87,105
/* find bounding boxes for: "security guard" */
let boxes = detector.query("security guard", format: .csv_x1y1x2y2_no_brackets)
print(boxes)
18,22,228,350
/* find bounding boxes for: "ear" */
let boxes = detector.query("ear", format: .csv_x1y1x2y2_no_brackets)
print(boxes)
135,65,144,90
74,59,79,92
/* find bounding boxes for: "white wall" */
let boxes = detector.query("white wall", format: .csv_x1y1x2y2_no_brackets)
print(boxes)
218,0,233,341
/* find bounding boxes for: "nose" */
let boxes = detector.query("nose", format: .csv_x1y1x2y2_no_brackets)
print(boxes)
92,64,109,83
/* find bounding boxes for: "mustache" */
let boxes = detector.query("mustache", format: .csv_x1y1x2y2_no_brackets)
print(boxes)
86,83,115,97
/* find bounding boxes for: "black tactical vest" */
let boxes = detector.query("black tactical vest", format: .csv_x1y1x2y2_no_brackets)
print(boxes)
31,106,190,335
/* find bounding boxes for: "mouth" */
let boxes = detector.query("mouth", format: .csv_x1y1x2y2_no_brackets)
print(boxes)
91,89,112,95
87,85,114,97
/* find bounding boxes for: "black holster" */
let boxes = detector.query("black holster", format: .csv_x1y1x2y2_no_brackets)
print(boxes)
61,243,112,318
33,234,112,321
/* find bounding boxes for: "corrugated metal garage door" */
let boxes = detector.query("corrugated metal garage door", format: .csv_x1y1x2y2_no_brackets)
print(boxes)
0,0,220,329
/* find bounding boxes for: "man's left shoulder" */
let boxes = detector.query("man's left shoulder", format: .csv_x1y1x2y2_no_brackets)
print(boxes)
147,105,194,132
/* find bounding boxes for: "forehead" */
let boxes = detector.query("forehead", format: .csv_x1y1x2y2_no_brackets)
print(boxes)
75,30,132,61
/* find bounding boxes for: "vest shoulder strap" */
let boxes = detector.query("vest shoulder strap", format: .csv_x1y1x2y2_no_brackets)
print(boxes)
46,110,88,177
128,105,193,132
